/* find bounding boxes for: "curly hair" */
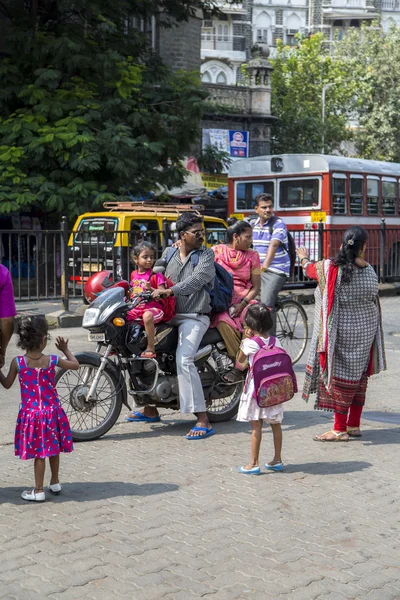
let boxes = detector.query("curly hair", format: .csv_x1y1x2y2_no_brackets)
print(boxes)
332,226,368,284
17,316,49,351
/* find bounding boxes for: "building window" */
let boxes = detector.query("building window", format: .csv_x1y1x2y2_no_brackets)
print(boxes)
217,24,229,42
286,30,298,46
201,71,212,83
216,71,227,84
256,29,269,45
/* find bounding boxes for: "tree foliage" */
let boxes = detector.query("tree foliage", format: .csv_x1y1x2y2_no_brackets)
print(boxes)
270,33,354,155
334,23,400,162
197,145,232,174
0,1,213,220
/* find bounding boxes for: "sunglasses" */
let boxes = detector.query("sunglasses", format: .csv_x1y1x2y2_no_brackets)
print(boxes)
185,228,205,238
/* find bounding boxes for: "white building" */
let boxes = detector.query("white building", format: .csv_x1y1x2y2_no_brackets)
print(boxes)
201,0,400,86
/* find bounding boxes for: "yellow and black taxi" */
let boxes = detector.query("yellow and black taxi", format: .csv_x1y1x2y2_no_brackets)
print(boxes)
68,202,227,291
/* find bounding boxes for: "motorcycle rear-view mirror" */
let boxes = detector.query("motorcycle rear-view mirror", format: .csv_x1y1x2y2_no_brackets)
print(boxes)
152,258,167,274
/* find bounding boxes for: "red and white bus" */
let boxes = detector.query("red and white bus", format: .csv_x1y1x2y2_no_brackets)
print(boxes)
228,154,400,281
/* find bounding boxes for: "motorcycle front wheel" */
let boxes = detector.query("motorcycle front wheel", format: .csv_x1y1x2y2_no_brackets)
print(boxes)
56,352,124,442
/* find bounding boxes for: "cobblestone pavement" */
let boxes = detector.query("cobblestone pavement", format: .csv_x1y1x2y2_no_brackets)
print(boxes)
1,298,400,599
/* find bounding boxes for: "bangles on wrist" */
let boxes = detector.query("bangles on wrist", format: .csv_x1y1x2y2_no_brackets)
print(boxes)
300,256,310,264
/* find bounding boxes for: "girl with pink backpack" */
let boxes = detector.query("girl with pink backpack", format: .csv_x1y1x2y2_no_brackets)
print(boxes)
237,304,297,475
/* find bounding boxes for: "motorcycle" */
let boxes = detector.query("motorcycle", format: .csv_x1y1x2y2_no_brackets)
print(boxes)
56,261,244,441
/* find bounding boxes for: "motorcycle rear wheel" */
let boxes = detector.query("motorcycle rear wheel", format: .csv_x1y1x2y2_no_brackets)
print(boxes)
56,352,124,441
207,382,243,423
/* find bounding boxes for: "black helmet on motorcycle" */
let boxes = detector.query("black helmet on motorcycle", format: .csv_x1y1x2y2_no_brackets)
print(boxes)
84,270,129,303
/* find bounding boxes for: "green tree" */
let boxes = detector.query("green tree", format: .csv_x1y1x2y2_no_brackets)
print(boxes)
0,1,214,220
334,23,400,162
197,145,232,174
270,33,354,154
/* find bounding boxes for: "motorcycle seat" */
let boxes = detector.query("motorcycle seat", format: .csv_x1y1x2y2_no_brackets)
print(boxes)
200,328,223,346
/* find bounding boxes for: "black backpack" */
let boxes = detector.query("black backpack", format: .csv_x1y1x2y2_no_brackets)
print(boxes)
268,216,296,276
166,247,233,313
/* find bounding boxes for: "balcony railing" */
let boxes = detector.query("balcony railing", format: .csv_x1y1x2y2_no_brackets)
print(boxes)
382,0,397,9
201,34,246,52
330,0,366,7
204,83,250,113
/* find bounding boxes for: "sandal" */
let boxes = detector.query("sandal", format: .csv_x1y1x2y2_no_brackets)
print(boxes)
347,428,362,438
313,430,349,442
222,367,245,384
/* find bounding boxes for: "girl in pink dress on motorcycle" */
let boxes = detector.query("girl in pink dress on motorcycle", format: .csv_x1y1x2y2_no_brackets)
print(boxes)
126,242,168,358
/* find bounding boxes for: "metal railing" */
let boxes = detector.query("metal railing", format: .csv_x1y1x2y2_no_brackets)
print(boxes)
201,34,246,52
2,219,400,308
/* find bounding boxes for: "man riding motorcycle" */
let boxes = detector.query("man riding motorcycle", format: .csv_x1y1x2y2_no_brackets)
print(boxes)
125,212,216,440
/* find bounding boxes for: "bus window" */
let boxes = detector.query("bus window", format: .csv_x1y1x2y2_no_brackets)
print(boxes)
350,176,363,215
367,177,379,215
279,178,320,209
235,181,274,211
382,179,397,216
332,174,346,215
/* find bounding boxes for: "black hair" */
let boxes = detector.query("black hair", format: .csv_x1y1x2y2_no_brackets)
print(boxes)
17,316,49,351
131,241,155,262
244,303,273,334
333,226,368,284
226,219,252,243
254,193,273,207
176,212,203,236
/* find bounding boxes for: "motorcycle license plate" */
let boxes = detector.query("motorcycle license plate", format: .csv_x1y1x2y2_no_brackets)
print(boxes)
88,332,105,342
83,263,102,272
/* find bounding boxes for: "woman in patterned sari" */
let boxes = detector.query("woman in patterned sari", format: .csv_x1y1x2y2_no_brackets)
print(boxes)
211,219,261,383
297,226,386,442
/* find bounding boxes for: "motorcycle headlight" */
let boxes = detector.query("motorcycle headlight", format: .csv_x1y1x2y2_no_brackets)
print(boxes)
83,307,100,328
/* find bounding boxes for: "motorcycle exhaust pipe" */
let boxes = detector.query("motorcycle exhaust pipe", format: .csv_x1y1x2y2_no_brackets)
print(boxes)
194,345,212,363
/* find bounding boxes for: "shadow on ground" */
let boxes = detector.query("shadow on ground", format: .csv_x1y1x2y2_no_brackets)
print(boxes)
284,460,372,475
0,481,179,504
85,409,332,444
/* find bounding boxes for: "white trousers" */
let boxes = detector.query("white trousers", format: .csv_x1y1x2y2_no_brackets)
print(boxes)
168,314,210,414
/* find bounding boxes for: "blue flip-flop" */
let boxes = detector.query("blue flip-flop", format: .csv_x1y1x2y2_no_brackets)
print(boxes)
264,462,284,472
238,466,261,475
185,426,215,440
125,411,161,423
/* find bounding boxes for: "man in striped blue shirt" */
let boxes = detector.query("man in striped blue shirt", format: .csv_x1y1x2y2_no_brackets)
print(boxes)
252,193,290,334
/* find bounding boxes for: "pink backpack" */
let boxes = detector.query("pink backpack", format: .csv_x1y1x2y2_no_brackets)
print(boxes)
246,336,298,408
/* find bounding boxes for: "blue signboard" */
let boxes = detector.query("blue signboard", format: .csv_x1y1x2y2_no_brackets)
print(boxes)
229,130,249,158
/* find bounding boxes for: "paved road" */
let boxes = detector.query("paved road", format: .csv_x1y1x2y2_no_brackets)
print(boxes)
1,299,400,599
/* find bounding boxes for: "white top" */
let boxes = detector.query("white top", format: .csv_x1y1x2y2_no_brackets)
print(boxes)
237,336,284,423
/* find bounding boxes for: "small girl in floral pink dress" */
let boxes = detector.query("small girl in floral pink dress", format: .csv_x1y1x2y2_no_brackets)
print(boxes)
126,241,167,358
0,316,79,502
